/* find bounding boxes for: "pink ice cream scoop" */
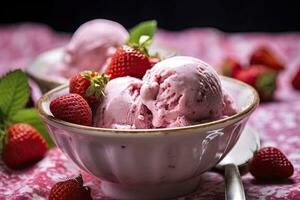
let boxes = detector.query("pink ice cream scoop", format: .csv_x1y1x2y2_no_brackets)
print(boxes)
93,77,152,129
222,89,238,117
63,19,128,72
140,56,226,128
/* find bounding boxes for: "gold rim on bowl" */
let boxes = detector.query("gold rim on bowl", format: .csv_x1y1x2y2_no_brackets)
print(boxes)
36,76,260,136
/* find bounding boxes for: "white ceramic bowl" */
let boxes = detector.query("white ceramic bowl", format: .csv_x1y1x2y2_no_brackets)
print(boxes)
26,48,67,93
37,77,259,200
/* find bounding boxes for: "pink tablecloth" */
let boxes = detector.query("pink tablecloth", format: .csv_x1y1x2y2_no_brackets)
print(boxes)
0,24,300,200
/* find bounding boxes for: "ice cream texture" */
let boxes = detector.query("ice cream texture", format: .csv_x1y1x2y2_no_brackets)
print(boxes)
140,56,226,128
94,56,237,129
63,19,128,72
93,77,152,129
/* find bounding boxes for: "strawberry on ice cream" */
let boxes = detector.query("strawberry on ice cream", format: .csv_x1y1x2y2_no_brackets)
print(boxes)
93,77,152,129
63,19,128,74
140,56,227,128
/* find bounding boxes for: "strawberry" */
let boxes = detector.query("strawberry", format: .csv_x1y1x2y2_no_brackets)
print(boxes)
105,21,159,79
105,45,153,80
48,174,92,200
250,46,285,71
291,65,300,90
249,147,294,180
235,65,277,101
219,57,242,77
50,94,92,126
69,71,109,106
2,123,47,169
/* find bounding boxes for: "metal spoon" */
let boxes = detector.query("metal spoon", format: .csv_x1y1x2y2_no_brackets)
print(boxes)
215,125,260,200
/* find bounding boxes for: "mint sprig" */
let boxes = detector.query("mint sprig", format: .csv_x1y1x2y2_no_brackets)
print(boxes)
0,70,29,118
0,70,54,151
127,20,157,47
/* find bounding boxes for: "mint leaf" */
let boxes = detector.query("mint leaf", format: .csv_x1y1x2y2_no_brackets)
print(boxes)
128,20,157,46
11,108,55,148
0,109,4,125
0,70,29,118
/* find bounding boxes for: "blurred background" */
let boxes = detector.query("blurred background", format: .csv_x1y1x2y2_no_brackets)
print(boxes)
1,0,300,32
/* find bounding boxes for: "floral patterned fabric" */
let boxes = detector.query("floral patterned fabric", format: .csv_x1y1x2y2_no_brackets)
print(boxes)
0,24,299,200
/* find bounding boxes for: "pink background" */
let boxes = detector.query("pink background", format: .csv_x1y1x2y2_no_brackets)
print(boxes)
0,24,300,200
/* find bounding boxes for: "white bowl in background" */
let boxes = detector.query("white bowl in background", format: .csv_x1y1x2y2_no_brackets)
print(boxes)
27,45,180,94
26,48,67,93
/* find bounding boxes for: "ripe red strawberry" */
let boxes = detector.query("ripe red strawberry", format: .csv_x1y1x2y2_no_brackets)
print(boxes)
48,175,92,200
2,123,47,169
250,46,285,71
50,94,92,126
105,21,159,79
249,147,294,180
69,71,109,106
219,57,242,77
105,45,152,80
291,65,300,90
235,65,277,101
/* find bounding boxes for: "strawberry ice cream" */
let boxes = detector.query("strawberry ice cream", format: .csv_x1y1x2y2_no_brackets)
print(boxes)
93,77,152,129
140,56,226,128
63,19,128,74
222,90,238,117
93,56,237,129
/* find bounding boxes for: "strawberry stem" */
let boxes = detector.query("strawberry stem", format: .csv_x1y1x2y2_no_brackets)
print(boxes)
83,72,110,100
75,174,84,186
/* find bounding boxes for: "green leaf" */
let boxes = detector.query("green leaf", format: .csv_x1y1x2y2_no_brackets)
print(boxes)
139,35,153,48
11,108,55,148
0,70,29,118
86,85,95,97
0,109,4,125
0,128,5,154
128,20,157,46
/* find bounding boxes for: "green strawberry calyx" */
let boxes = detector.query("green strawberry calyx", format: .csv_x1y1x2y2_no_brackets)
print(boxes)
83,71,110,101
255,70,277,101
127,20,160,58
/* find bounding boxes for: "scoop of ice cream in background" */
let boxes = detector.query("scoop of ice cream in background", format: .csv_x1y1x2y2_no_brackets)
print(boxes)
140,56,225,128
63,19,128,73
93,77,152,129
222,89,238,117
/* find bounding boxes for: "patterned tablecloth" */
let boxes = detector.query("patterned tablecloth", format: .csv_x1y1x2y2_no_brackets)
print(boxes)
0,24,300,200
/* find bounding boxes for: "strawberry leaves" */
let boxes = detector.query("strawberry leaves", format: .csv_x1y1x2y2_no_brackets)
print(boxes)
83,72,110,100
0,70,54,150
128,20,157,48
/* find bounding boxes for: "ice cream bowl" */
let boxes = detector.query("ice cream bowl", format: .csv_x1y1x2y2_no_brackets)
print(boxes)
37,76,259,200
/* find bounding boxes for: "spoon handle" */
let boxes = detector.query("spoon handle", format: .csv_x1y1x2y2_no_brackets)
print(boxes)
224,164,246,200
